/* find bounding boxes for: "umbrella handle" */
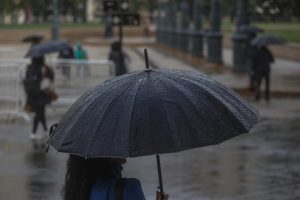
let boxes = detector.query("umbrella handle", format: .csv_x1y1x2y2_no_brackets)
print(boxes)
156,154,164,199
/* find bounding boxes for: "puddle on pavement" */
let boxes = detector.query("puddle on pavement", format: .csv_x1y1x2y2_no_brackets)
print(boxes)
0,117,299,199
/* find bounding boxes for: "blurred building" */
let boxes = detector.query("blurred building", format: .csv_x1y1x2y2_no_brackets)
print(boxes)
0,0,102,24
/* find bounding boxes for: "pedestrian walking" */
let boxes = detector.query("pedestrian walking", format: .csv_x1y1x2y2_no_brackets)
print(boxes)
74,42,89,78
62,154,169,200
48,50,259,199
108,41,129,76
251,46,274,101
23,57,55,139
59,45,75,80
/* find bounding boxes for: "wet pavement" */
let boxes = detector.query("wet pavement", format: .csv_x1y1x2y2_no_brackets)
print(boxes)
0,44,300,199
0,99,299,200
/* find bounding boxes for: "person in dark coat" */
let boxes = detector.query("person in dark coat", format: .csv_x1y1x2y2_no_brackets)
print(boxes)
108,42,129,76
251,46,274,101
62,155,169,200
24,56,54,139
59,46,74,80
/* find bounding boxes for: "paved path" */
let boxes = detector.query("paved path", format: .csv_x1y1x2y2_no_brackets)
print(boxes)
132,47,300,95
0,44,300,200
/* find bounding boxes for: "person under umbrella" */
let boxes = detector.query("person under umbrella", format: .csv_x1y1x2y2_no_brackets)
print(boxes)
47,50,259,199
23,56,54,139
251,45,274,101
62,155,168,200
239,25,264,91
251,34,285,101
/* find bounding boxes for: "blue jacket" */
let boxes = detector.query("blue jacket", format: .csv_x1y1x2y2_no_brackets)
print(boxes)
90,164,145,200
90,178,145,200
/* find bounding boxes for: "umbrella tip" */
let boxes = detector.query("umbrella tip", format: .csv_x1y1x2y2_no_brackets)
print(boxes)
144,49,150,70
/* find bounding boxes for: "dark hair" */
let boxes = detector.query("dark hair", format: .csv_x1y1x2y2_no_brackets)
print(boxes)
63,154,117,200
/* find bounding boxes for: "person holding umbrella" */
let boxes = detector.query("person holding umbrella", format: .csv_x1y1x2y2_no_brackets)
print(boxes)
239,25,264,91
23,56,54,139
251,45,274,101
251,34,285,101
62,154,169,200
47,50,259,200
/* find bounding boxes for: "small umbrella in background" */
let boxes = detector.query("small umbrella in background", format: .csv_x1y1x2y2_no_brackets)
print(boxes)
25,40,72,58
239,25,264,34
252,34,286,47
47,49,260,198
22,34,44,43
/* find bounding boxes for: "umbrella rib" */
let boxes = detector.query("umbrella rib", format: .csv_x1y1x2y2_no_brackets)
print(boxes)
149,74,180,151
55,75,135,141
164,70,259,130
155,73,219,145
159,71,250,142
128,73,147,156
171,73,257,133
84,76,140,158
55,74,140,150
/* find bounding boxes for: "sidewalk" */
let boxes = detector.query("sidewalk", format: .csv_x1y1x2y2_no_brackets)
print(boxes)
131,46,300,98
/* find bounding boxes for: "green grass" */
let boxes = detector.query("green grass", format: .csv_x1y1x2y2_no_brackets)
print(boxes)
204,21,300,43
0,22,101,30
1,21,300,43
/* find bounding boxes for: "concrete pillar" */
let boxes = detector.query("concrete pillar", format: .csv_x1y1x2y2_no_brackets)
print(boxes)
169,2,177,49
191,0,204,58
178,1,190,53
232,0,250,73
206,0,222,64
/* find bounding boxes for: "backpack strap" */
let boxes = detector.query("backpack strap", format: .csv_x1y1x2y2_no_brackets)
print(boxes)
115,178,127,200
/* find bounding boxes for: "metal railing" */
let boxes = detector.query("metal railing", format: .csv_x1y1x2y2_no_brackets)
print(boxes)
0,59,115,122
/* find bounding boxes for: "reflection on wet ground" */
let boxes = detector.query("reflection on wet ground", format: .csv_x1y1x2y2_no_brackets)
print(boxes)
0,115,300,199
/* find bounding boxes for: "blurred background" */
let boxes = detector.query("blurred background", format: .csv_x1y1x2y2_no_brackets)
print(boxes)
0,0,299,199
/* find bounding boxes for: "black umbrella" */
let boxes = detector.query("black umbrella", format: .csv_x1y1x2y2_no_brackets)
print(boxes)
47,50,260,198
25,40,72,58
239,25,264,34
22,34,44,43
252,34,286,47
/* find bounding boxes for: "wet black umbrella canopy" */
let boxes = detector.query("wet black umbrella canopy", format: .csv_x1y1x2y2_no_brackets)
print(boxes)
47,49,260,197
25,40,72,58
252,34,286,47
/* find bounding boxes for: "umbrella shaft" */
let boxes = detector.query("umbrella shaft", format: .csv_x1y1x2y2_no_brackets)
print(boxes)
156,155,164,198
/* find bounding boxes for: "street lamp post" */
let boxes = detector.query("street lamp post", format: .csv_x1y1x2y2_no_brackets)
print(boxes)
206,0,222,64
190,0,204,58
51,0,60,41
232,0,250,73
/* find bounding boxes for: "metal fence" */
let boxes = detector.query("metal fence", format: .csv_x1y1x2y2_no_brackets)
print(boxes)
0,59,115,122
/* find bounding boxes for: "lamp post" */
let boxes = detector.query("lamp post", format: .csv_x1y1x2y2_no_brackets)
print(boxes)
191,0,204,58
51,0,60,40
232,0,250,73
206,0,222,64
